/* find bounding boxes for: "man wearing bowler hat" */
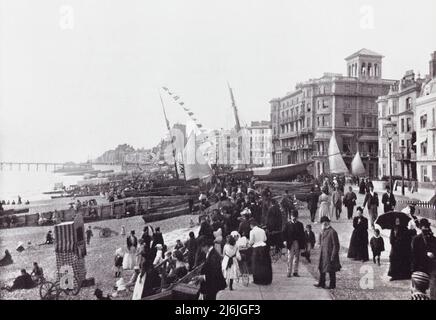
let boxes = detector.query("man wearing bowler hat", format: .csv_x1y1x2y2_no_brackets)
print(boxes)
314,216,341,289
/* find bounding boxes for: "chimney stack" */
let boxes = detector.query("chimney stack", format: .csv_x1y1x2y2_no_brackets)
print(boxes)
430,51,436,79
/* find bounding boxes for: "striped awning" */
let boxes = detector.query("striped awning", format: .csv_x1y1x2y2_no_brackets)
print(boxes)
358,135,378,142
55,221,76,253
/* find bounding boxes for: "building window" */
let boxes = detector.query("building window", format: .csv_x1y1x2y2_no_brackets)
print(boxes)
401,119,405,133
342,138,352,154
307,103,311,112
393,100,398,114
421,141,428,156
407,118,412,132
420,114,427,129
365,116,373,128
344,114,351,127
406,97,412,110
421,165,429,182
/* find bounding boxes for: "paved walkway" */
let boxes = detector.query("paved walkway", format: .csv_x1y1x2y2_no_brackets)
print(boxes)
219,184,434,301
217,255,332,300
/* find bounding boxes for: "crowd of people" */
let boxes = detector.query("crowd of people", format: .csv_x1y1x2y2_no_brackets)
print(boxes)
1,170,435,301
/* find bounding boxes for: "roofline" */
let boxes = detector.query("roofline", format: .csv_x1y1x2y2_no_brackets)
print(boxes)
345,50,385,60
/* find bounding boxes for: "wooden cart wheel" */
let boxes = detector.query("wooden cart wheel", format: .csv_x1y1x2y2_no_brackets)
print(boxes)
39,281,59,300
71,276,81,296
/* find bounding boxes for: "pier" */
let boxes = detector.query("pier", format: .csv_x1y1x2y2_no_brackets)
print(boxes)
0,162,66,171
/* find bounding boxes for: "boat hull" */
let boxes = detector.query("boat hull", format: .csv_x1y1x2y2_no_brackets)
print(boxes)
232,161,313,181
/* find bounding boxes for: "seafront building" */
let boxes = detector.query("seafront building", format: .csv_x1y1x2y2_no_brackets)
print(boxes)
247,121,273,167
415,52,436,184
207,121,271,168
376,70,424,180
270,49,395,178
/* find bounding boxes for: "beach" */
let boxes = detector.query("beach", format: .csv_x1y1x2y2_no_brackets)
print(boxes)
0,213,199,300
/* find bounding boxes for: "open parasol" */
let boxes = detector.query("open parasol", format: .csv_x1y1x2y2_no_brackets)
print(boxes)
375,211,411,230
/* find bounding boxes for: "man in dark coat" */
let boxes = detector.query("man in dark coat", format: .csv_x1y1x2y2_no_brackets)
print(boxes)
195,236,227,300
411,219,436,299
2,269,35,291
282,210,306,277
280,190,292,222
185,232,198,271
151,227,165,249
248,201,262,225
141,227,152,258
266,199,283,252
381,186,396,213
314,216,341,289
347,207,369,262
343,186,357,220
362,186,379,229
306,187,320,223
238,213,251,239
127,230,138,251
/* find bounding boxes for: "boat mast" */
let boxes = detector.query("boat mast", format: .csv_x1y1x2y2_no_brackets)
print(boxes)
227,83,247,169
228,82,241,132
159,93,179,180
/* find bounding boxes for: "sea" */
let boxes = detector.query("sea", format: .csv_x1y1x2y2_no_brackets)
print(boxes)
0,164,122,203
0,170,82,203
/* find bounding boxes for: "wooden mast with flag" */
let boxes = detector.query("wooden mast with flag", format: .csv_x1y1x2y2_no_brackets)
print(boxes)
159,93,179,180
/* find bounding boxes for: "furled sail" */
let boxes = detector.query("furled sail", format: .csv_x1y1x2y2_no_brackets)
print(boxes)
328,135,349,174
351,152,366,176
183,131,212,181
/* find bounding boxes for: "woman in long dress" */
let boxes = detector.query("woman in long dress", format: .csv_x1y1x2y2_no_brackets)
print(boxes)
222,235,241,291
347,207,369,262
123,233,137,270
388,218,413,280
318,188,331,222
249,219,272,285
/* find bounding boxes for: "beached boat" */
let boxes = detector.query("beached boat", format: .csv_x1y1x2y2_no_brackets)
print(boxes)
231,161,313,181
1,208,29,216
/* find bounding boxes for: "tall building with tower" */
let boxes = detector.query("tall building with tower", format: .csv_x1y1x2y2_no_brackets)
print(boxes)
271,49,395,178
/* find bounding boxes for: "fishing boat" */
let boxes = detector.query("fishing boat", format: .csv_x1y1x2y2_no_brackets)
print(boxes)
231,161,313,181
42,182,66,194
351,151,366,176
327,134,349,175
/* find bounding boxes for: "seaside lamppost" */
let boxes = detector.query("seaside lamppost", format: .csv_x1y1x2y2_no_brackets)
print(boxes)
385,122,395,191
399,145,406,196
388,136,393,191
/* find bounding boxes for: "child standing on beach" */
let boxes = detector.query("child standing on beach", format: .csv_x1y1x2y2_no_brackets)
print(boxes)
302,224,316,263
114,248,123,278
86,226,93,245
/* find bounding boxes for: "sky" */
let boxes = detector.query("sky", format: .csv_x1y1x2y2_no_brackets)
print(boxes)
1,0,436,163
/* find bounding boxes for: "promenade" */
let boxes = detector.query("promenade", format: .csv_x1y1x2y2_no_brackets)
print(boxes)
217,255,332,300
219,183,435,300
